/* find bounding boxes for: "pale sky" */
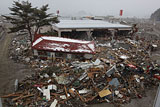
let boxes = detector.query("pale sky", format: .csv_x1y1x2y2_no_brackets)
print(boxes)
0,0,160,18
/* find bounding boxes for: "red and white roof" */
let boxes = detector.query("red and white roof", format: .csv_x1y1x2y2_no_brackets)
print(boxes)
32,34,95,54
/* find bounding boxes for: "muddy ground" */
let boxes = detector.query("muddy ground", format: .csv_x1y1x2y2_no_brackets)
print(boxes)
0,22,159,107
0,28,33,106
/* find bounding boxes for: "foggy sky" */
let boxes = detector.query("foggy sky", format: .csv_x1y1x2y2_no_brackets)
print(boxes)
0,0,160,18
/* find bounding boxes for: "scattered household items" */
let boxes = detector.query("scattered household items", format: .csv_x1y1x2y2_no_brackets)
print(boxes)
4,28,160,106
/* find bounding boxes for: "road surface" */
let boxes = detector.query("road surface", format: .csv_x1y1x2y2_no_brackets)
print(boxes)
0,27,31,106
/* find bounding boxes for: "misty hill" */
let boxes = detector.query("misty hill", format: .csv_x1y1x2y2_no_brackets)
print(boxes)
150,8,160,21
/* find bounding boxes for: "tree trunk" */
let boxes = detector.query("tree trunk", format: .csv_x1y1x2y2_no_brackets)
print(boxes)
27,24,32,44
27,26,34,54
28,29,32,44
34,26,39,36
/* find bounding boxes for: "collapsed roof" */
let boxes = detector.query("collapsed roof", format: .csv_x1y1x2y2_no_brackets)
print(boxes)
32,34,95,54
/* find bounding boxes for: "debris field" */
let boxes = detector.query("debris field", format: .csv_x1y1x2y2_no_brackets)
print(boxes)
2,34,160,107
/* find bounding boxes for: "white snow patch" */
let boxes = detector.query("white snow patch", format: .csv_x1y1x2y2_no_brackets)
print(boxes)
54,20,132,29
44,46,70,52
42,36,90,44
120,55,129,60
72,49,91,53
88,43,95,51
32,38,43,46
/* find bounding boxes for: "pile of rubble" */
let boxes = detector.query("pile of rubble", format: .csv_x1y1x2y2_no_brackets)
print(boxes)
2,36,160,107
9,35,33,63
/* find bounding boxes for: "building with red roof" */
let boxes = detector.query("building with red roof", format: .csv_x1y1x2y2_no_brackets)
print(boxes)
32,34,95,59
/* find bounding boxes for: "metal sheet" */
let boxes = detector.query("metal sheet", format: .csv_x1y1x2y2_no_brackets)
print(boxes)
53,20,132,30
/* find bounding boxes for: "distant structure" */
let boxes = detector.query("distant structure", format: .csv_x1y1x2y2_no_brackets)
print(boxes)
52,19,132,39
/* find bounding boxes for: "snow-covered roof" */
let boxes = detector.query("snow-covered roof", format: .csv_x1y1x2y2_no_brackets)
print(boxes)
32,34,95,54
53,20,132,29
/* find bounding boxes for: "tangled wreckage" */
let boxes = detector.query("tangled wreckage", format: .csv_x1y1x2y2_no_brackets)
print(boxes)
2,19,160,107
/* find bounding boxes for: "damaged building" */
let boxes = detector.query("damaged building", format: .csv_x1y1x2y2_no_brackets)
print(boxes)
51,19,132,41
35,19,133,59
32,34,95,60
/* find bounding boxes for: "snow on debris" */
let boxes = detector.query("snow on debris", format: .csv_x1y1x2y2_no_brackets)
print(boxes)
88,43,95,52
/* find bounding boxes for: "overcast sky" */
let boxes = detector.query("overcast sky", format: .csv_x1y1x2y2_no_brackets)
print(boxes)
0,0,160,18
